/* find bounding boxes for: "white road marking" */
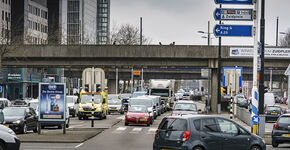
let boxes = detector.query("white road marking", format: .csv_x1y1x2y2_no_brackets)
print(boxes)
75,143,84,148
112,127,127,133
117,116,125,120
129,127,142,134
147,128,157,134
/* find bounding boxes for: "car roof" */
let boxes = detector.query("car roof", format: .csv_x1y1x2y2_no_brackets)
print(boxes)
176,100,195,104
164,115,228,120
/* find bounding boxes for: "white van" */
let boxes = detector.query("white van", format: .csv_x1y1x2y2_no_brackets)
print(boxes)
264,92,275,106
66,96,78,117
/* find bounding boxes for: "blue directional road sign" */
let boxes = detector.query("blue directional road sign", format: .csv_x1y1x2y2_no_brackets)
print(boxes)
214,24,253,37
252,115,260,124
214,8,253,21
215,0,253,5
0,86,2,93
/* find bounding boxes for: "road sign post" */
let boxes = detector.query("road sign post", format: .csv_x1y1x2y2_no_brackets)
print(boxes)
214,25,253,37
214,8,253,21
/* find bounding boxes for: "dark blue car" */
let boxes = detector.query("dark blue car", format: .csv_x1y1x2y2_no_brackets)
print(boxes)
153,115,266,150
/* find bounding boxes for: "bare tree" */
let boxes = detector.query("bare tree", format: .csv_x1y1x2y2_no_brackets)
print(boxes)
110,24,151,45
280,29,290,46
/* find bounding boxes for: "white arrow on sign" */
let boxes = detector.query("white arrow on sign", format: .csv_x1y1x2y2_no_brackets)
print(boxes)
215,28,220,33
216,11,221,17
253,117,258,123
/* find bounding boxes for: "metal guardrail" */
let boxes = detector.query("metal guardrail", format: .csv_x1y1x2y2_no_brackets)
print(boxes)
234,104,251,126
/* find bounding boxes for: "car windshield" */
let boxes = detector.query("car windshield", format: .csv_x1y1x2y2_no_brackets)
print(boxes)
108,100,121,105
81,95,101,103
129,106,147,113
267,106,281,111
174,103,197,111
132,92,147,97
278,117,290,124
67,97,75,103
150,89,169,97
108,95,118,100
29,102,38,110
120,94,132,99
130,99,152,107
3,108,25,116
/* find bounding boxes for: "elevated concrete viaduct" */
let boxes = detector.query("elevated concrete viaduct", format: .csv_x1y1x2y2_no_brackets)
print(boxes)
2,45,289,113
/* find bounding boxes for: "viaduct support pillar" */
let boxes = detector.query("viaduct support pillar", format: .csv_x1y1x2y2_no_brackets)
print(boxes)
210,69,218,113
108,79,117,94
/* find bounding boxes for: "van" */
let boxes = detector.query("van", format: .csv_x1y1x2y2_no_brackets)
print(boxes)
66,95,78,117
139,95,161,116
264,92,275,107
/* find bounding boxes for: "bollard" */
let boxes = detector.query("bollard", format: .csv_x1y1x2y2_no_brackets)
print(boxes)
91,112,94,127
230,98,233,119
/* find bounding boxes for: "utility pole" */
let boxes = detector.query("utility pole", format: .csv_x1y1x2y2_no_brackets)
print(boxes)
140,17,143,45
217,4,222,114
208,21,210,46
116,68,118,94
259,0,265,115
276,17,279,47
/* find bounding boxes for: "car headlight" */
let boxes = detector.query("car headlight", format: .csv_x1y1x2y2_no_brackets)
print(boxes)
79,108,83,111
96,107,102,111
143,117,148,119
8,128,16,135
127,116,132,119
13,120,21,124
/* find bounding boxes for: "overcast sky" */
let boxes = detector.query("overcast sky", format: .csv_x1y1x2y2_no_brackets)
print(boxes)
111,0,290,46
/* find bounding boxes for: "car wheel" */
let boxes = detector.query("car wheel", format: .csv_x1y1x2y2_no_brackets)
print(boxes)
0,142,4,150
192,146,203,150
33,126,38,133
125,123,128,126
250,145,261,150
147,123,150,127
58,125,62,129
72,114,75,117
22,123,28,134
108,112,111,115
272,140,279,148
78,116,82,120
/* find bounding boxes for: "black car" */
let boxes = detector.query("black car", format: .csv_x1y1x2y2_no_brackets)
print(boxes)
265,105,283,122
272,114,290,147
2,107,38,134
153,115,266,150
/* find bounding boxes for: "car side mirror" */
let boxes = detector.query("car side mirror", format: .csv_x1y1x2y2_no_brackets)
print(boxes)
153,106,156,109
198,109,202,112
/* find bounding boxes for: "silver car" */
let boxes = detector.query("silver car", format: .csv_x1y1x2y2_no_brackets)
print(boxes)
171,100,199,116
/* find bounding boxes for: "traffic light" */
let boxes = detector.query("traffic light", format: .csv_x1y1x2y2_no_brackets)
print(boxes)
85,84,89,92
222,87,227,94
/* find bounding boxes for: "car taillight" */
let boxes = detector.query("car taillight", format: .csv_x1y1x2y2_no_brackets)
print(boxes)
182,131,190,142
154,129,158,139
273,123,279,129
265,109,267,114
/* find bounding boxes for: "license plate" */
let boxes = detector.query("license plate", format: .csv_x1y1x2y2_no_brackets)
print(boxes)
111,109,117,111
162,149,171,150
271,113,278,115
283,134,290,137
4,125,9,127
140,119,147,122
86,114,92,116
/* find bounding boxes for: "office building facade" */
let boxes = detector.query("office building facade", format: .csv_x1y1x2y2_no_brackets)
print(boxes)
0,0,11,44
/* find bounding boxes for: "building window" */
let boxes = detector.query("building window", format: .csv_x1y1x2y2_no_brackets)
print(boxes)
2,11,4,20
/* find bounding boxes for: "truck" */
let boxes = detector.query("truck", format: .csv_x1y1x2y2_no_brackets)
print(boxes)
148,79,175,111
78,68,108,120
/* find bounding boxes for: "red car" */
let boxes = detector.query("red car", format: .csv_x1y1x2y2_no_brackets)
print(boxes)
125,105,151,126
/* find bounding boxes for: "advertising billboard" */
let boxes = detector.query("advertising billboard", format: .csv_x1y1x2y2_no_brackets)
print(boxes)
230,47,290,58
38,83,66,122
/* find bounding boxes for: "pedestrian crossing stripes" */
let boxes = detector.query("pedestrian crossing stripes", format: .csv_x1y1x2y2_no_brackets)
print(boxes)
116,116,125,120
112,127,157,135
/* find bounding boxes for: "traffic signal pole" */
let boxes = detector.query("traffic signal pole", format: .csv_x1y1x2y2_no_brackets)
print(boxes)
251,0,260,135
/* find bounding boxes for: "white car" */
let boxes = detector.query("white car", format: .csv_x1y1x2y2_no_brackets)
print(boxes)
0,111,20,150
66,96,78,117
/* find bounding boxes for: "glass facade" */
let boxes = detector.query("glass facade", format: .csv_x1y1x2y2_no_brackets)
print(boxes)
97,0,110,44
67,0,80,44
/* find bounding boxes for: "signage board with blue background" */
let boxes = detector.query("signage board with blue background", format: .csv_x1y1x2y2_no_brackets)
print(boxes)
222,67,243,89
38,83,66,122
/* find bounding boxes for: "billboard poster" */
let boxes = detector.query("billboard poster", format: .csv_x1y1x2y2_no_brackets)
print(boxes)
222,67,243,93
38,83,66,122
230,47,290,58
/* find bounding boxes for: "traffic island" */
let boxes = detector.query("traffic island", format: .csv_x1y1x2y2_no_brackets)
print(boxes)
18,128,104,143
